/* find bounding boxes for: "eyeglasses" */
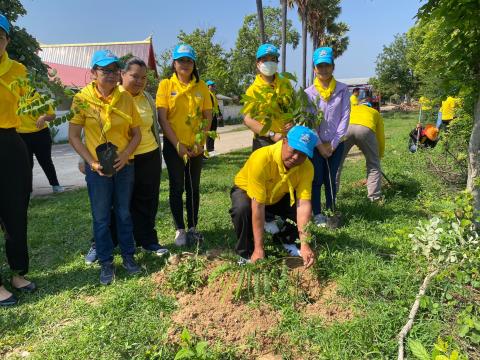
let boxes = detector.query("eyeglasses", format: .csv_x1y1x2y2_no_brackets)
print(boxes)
96,67,120,75
176,57,194,64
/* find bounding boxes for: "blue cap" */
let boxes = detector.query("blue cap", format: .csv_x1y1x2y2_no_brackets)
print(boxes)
173,44,197,62
313,47,334,66
256,43,279,60
206,80,215,86
286,125,318,158
0,14,10,35
90,50,119,68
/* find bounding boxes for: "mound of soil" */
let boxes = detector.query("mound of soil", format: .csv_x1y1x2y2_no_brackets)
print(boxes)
152,256,354,358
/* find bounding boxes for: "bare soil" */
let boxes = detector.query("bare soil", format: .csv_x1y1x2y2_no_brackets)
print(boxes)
152,254,354,358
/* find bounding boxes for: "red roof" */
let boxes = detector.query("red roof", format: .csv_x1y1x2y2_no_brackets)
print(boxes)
39,37,157,88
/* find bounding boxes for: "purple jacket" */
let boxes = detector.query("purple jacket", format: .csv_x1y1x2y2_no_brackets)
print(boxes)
304,81,351,150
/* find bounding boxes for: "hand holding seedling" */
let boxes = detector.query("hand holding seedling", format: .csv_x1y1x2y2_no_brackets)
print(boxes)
317,142,333,158
90,161,105,176
250,248,265,263
300,243,315,268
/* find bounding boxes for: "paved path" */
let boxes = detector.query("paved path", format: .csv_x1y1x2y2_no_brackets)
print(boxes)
32,124,253,197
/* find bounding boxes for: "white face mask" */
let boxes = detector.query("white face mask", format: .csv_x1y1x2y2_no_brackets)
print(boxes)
258,61,278,76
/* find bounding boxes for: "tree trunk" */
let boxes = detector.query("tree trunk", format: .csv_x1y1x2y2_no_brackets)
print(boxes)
302,8,308,88
256,0,267,43
281,0,287,72
312,32,318,84
467,90,480,221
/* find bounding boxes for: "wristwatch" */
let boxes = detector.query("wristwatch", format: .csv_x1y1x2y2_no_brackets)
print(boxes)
267,130,275,139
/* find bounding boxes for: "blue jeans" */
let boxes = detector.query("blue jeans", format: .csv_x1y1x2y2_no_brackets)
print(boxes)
86,164,135,263
311,142,345,215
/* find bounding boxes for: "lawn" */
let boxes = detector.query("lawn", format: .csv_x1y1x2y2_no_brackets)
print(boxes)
0,111,456,359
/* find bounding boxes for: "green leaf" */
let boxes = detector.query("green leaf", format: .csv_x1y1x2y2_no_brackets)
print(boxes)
174,348,195,360
458,324,470,337
409,340,430,360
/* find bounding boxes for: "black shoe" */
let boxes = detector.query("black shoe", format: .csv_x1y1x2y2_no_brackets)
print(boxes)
100,262,115,285
13,281,37,293
122,255,141,274
142,244,169,257
187,228,204,246
0,294,18,307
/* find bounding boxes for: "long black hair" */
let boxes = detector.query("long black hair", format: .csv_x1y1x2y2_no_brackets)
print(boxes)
171,60,199,83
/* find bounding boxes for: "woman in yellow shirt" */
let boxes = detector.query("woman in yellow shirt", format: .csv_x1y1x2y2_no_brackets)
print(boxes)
69,50,142,285
156,44,212,246
0,13,37,306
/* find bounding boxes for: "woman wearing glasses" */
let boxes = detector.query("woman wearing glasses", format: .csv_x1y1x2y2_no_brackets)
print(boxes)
69,50,142,285
156,44,212,247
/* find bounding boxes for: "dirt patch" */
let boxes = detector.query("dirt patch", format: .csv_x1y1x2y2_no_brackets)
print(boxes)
152,255,354,357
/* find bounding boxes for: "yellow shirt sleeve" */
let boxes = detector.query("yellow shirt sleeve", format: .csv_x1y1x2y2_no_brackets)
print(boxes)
155,79,170,108
294,161,314,201
245,151,269,204
350,94,358,106
200,82,213,111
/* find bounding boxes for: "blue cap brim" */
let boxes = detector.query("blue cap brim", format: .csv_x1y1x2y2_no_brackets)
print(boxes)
314,58,333,66
0,24,9,35
173,54,196,61
289,142,313,158
94,58,119,67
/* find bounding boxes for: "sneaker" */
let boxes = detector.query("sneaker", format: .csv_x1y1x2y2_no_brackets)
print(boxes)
264,220,280,234
282,243,301,257
0,293,18,307
209,150,217,157
143,243,169,257
187,227,204,246
100,262,115,285
52,185,65,193
175,229,187,247
122,255,141,274
314,214,327,227
237,256,251,266
85,245,98,265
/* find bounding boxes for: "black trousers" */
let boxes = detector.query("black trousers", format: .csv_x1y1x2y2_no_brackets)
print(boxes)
229,186,298,259
206,116,218,152
252,136,274,152
131,148,162,247
0,129,31,286
163,139,203,230
19,127,60,188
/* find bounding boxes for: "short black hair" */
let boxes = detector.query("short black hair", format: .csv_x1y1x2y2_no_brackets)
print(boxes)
353,87,360,93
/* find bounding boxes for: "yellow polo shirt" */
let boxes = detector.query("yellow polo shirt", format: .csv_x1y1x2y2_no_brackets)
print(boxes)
419,96,432,111
70,83,141,161
0,52,27,129
349,104,385,158
244,74,293,134
234,141,314,205
17,93,56,133
441,96,459,121
131,91,158,156
350,94,359,106
155,76,212,147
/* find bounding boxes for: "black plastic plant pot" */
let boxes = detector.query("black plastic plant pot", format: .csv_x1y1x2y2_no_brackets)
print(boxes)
96,142,118,176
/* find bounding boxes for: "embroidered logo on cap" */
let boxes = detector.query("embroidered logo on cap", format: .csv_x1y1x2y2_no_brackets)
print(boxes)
319,50,328,57
104,50,116,58
300,133,311,144
177,45,191,53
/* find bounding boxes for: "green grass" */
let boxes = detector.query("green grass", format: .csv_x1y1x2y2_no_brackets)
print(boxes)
0,111,455,359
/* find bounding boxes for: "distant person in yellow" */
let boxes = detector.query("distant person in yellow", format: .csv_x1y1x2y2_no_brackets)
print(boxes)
205,80,222,157
336,104,385,202
17,98,64,194
156,44,213,247
438,96,460,130
0,13,37,306
243,43,294,152
350,87,360,106
229,126,317,267
69,50,142,285
418,96,432,123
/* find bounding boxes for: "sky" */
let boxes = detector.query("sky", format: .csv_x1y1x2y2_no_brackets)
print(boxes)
15,0,422,83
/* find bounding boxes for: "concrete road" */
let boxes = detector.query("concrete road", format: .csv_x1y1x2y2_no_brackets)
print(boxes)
32,125,254,197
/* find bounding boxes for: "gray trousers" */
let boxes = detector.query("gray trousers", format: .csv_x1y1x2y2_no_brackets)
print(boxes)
336,124,382,200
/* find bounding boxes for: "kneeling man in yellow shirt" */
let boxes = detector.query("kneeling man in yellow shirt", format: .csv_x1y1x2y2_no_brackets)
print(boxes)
230,126,318,268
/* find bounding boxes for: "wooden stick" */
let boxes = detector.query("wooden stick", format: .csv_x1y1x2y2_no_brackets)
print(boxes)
397,268,439,360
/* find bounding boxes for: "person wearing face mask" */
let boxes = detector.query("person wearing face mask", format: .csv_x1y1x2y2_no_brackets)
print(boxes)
0,13,37,306
69,50,142,285
243,43,294,235
243,43,294,152
156,44,213,247
304,47,350,227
